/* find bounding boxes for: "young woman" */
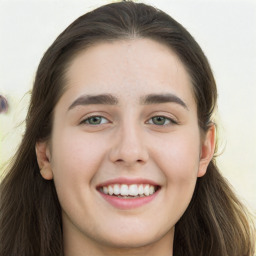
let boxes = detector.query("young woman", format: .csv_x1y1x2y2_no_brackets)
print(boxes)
0,1,255,256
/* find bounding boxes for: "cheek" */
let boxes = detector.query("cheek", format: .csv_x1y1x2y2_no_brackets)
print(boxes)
151,129,201,182
50,129,107,187
49,129,109,223
143,129,201,227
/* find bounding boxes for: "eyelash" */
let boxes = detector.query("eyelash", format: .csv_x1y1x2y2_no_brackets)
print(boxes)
80,115,178,127
80,116,109,125
146,116,178,126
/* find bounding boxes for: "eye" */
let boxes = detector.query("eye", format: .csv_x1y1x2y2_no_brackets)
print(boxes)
147,116,176,126
80,116,109,125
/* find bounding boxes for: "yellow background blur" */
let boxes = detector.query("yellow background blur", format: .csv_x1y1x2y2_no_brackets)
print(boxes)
0,0,255,215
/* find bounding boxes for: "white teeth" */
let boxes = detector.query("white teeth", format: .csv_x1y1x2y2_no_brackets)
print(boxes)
144,184,150,196
149,185,154,195
108,185,113,195
101,184,157,197
120,184,129,196
113,184,119,195
138,184,144,195
129,184,138,196
103,186,108,194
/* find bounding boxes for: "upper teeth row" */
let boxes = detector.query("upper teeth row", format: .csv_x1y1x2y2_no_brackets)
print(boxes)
101,184,156,196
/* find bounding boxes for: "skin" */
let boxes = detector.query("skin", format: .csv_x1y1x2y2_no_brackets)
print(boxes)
36,38,215,256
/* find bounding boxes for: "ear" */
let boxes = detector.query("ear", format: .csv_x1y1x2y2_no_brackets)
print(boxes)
35,141,53,180
198,124,216,177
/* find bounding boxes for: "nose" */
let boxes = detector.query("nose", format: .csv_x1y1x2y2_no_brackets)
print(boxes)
109,123,149,167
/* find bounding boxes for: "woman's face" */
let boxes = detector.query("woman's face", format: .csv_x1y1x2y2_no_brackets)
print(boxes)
37,38,214,254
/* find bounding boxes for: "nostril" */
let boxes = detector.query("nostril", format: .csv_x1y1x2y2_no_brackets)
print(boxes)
115,158,145,165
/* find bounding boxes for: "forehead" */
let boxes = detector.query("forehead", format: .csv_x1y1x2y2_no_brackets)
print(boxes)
63,38,196,109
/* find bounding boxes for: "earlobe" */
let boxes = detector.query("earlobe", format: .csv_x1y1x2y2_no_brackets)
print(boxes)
198,124,216,177
35,141,53,180
40,166,53,180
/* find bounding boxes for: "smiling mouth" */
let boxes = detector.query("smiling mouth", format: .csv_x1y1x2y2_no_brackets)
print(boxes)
98,184,160,198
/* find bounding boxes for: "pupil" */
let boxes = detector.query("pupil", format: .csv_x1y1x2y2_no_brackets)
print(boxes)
153,116,165,125
90,117,101,124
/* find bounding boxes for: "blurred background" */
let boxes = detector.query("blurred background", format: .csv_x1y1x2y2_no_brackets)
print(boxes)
0,0,255,214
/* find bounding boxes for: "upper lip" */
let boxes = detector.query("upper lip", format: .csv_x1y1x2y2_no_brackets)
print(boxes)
96,177,160,188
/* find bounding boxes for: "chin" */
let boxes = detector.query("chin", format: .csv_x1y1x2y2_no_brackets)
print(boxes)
103,236,155,249
96,226,170,249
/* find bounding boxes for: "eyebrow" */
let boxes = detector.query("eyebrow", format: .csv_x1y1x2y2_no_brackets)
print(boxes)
68,93,188,111
140,93,188,110
68,94,118,110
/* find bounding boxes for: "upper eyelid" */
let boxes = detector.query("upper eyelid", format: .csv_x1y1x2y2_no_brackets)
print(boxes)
80,112,111,121
146,112,178,122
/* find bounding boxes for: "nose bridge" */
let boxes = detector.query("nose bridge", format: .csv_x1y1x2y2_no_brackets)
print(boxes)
109,116,148,165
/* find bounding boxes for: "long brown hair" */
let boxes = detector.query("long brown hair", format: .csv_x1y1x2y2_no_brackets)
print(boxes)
0,1,255,255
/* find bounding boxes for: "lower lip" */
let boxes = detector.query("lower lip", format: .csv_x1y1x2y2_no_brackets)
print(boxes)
98,189,160,210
